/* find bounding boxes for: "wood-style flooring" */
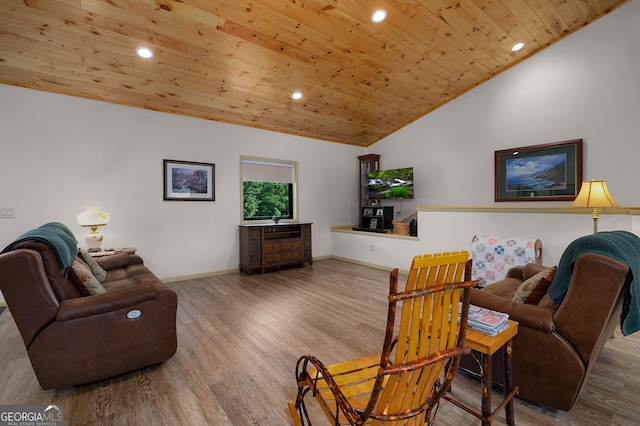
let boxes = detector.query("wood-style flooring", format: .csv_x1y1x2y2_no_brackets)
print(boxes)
0,258,639,425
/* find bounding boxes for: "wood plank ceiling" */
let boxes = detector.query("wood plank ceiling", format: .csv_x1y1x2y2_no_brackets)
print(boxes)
0,0,628,146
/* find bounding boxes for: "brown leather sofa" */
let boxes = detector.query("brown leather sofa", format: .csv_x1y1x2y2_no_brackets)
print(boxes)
0,238,178,390
464,253,629,411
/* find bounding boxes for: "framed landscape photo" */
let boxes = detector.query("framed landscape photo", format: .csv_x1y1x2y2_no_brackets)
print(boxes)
495,139,583,202
164,159,215,201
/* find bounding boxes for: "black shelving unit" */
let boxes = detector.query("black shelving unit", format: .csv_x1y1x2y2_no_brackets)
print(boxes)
361,206,393,232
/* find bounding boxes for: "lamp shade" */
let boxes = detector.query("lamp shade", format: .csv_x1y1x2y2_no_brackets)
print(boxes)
571,179,619,208
76,206,110,227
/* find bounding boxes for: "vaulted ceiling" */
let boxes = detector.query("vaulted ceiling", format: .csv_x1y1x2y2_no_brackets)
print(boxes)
0,0,628,146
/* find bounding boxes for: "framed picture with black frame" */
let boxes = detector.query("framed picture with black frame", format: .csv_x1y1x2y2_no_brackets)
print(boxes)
163,159,215,201
495,139,583,202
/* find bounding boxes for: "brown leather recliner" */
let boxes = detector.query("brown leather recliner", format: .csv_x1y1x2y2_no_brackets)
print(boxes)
0,240,178,390
465,253,629,411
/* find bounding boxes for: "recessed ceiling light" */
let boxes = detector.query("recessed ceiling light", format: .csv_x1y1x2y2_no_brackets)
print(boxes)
136,47,154,59
291,91,303,100
371,9,387,23
511,42,524,52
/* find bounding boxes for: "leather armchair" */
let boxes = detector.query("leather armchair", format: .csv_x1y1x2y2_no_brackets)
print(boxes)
465,253,629,411
0,241,178,390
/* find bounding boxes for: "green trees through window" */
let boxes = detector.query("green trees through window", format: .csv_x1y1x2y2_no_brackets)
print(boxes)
242,181,292,219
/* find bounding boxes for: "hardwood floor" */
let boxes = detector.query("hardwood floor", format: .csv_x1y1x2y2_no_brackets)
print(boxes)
1,258,639,425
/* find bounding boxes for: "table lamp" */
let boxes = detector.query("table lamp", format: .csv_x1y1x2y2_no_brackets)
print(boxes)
571,179,619,233
76,206,110,252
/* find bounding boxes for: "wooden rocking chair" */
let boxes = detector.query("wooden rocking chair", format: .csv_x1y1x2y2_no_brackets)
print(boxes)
288,251,475,425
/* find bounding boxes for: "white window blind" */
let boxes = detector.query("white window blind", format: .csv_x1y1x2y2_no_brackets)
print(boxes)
242,160,294,183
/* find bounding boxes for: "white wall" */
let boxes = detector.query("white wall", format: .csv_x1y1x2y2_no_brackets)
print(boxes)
331,230,424,272
371,0,640,209
0,85,363,281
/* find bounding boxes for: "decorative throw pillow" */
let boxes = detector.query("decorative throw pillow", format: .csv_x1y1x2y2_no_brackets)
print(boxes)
69,259,106,296
78,247,107,283
511,266,557,304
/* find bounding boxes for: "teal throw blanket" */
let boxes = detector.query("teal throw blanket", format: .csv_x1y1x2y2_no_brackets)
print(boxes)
1,222,78,270
547,230,640,336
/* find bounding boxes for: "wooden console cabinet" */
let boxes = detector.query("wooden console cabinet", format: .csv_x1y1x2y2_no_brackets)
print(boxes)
239,223,313,274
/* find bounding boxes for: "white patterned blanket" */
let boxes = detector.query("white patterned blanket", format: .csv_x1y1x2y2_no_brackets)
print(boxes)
471,235,542,287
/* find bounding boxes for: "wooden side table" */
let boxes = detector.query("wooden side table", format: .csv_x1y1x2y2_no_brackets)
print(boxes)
445,319,519,426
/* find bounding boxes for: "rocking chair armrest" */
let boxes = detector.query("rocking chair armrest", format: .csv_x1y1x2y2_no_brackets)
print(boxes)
295,355,362,424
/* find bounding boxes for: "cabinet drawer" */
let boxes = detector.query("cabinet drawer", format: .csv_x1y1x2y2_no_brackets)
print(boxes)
264,239,302,264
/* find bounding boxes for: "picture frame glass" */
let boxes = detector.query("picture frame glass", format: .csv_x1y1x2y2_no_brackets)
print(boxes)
495,139,582,202
164,159,215,201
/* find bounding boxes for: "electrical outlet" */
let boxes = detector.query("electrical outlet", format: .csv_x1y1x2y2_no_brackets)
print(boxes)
0,208,15,218
370,244,375,252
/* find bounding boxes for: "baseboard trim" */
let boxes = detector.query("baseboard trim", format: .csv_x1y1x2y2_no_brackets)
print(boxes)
161,268,240,283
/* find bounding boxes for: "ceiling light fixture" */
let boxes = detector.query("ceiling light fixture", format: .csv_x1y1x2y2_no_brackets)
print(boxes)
136,47,154,59
371,9,387,23
511,42,524,52
291,91,303,100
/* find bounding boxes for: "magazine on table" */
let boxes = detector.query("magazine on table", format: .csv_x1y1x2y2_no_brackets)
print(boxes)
459,304,510,336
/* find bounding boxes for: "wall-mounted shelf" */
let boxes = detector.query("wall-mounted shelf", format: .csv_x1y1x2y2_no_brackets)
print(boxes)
331,225,419,241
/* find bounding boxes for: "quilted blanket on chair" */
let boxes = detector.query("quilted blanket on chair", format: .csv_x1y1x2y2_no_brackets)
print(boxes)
547,230,640,336
471,235,540,286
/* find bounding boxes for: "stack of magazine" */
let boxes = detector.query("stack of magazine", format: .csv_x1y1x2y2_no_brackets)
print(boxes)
463,304,510,336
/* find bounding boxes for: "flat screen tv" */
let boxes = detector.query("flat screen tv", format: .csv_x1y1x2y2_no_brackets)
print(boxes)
367,167,414,200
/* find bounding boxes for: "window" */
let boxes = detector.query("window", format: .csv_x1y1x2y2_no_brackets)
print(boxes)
241,156,298,222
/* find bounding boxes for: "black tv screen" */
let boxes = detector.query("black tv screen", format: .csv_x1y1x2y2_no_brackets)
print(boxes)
367,167,414,200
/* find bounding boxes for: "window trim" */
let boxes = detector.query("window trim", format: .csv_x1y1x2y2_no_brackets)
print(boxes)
240,155,299,224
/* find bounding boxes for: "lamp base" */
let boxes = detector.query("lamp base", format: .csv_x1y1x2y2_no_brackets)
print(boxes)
592,208,600,234
85,232,104,252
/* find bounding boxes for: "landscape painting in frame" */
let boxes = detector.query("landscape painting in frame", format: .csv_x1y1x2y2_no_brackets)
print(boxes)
495,139,582,202
164,159,215,201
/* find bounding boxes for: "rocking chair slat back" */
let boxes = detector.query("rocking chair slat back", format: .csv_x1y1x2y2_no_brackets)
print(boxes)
290,251,474,425
376,252,470,422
